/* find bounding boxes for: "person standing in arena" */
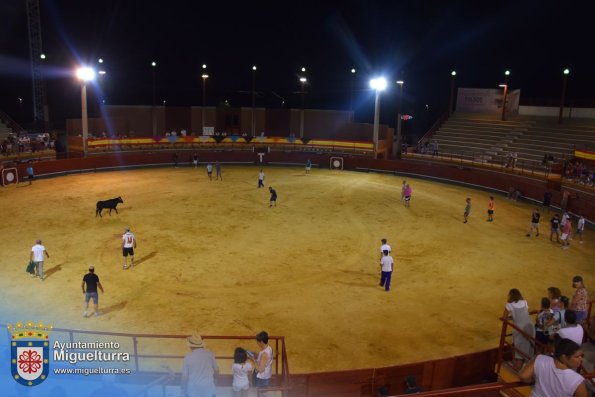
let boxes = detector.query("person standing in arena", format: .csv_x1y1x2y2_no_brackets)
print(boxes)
576,215,585,243
269,186,277,207
487,196,495,222
463,198,471,223
550,214,560,243
560,219,572,250
26,163,34,185
380,238,391,260
403,183,412,207
400,180,407,203
206,163,213,180
30,239,49,280
305,159,312,174
122,227,137,269
379,249,394,292
526,208,541,237
258,169,265,188
192,153,199,168
215,161,222,180
82,265,104,317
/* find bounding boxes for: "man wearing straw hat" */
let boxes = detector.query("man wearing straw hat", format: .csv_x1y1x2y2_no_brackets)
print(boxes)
181,333,219,397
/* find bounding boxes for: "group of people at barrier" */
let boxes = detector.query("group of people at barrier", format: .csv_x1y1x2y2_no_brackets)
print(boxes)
181,331,274,397
0,132,55,156
563,159,595,187
504,276,591,395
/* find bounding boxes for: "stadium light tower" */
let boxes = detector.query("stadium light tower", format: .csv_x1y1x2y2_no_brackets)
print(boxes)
449,71,457,115
76,66,96,157
350,68,356,121
559,68,570,124
299,76,307,138
370,77,387,153
151,61,157,135
201,64,209,134
395,80,404,159
252,65,257,136
499,83,508,121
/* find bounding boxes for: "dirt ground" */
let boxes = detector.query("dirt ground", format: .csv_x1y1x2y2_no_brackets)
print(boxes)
0,166,592,373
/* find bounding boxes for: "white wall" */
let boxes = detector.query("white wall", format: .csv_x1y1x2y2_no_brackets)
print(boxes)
519,106,595,119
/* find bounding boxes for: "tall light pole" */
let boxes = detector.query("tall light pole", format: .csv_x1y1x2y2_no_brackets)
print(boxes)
251,65,257,136
151,61,157,135
395,80,404,159
76,67,96,157
449,70,457,115
370,77,387,154
201,64,208,134
500,70,510,121
299,76,307,138
350,68,356,122
559,68,570,123
499,84,508,121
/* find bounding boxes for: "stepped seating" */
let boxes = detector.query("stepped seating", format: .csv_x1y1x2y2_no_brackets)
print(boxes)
430,113,595,167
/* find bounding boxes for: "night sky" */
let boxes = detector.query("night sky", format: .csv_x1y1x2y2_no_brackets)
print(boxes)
0,0,593,133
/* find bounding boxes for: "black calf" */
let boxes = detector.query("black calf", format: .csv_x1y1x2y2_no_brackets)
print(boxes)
96,197,124,217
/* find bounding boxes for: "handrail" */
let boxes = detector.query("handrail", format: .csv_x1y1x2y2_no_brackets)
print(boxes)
392,381,525,397
418,111,449,146
0,109,24,135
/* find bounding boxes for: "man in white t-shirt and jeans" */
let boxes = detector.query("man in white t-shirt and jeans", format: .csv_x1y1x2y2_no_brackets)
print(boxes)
30,239,49,280
122,227,137,269
379,250,394,292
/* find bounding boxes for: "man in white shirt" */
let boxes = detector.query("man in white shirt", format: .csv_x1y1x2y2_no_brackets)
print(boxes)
30,239,49,280
258,169,265,188
379,250,394,292
576,216,585,243
122,227,137,269
556,310,584,346
380,238,391,260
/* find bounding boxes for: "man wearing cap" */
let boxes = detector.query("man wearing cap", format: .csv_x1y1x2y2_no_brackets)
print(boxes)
82,265,104,317
122,227,137,269
30,239,49,280
181,334,219,397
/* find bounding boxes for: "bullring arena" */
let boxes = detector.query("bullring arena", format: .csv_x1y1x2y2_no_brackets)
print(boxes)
1,156,592,385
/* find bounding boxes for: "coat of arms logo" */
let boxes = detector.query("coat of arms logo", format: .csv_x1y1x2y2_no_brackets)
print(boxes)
8,321,52,387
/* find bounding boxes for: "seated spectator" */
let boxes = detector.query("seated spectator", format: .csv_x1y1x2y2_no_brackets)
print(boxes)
556,310,584,346
518,338,587,397
404,376,422,394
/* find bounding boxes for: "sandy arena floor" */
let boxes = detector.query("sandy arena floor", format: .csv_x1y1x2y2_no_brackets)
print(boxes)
0,166,592,373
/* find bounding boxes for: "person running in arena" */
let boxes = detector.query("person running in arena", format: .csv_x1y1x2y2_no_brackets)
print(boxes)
526,208,541,237
258,169,265,188
487,196,495,222
122,227,137,269
463,198,471,223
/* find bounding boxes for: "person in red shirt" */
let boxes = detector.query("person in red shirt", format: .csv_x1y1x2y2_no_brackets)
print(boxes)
487,196,495,222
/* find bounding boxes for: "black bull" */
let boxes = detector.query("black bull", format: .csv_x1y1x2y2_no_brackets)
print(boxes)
96,197,124,217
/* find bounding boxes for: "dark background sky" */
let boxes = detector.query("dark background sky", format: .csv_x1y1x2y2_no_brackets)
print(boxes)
0,0,593,133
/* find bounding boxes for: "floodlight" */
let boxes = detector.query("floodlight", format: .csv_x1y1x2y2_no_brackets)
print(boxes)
370,78,387,91
76,67,96,82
